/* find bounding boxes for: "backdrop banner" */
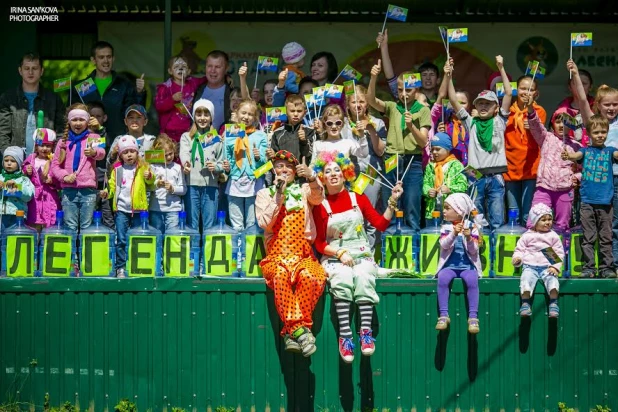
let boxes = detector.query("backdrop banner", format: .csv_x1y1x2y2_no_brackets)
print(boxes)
100,21,617,112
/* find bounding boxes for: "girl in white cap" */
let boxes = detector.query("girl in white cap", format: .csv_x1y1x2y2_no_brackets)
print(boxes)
512,203,564,318
179,98,226,234
435,192,485,334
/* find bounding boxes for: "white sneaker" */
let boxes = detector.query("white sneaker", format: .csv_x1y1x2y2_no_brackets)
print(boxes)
116,268,126,278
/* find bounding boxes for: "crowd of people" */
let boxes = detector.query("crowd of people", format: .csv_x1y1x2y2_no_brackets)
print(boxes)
0,32,617,362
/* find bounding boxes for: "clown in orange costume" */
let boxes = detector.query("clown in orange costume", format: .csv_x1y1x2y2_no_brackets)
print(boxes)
255,150,327,357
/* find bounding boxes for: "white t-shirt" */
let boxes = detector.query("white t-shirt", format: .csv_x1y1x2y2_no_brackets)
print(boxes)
149,163,186,212
117,164,136,213
34,157,46,172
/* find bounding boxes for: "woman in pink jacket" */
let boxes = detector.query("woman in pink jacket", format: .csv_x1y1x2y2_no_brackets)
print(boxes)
525,94,582,234
51,104,106,231
155,56,207,142
23,128,61,230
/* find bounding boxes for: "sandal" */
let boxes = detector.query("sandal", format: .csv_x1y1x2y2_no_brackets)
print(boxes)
468,318,480,334
520,302,532,317
548,302,560,318
435,316,450,330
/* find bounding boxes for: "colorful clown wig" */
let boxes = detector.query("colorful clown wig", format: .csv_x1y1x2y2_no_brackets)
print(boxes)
312,151,356,190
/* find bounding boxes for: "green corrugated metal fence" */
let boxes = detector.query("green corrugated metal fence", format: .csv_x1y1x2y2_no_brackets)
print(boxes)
1,278,617,411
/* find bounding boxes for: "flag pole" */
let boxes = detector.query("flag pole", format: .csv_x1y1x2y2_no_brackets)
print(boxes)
353,80,360,123
379,13,388,49
400,155,415,181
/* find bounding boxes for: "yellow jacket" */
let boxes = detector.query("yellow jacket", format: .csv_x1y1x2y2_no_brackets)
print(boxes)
105,162,155,212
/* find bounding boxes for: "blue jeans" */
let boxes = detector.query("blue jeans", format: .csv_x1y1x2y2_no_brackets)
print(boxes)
505,179,536,225
149,211,180,235
469,174,505,233
62,188,98,232
1,215,16,230
228,195,256,231
381,155,423,233
115,211,141,270
184,185,219,234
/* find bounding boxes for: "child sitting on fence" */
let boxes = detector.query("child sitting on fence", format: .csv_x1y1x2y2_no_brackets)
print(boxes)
435,193,484,334
512,203,564,318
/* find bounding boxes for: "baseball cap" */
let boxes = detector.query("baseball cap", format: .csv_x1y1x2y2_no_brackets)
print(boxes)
473,90,499,106
124,104,147,119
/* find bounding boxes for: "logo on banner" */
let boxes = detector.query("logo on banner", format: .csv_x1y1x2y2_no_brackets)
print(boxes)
516,37,558,77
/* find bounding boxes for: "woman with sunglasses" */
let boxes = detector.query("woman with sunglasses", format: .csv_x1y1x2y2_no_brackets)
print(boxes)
311,104,368,166
311,150,403,363
342,84,387,249
256,150,327,358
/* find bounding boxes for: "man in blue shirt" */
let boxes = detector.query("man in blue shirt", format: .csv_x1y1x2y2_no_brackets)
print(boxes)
192,50,232,131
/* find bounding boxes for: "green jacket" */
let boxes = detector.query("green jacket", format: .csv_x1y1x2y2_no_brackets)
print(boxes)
422,159,468,219
105,162,155,212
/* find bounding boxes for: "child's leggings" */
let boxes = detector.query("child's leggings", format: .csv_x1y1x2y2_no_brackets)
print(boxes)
437,268,479,318
528,187,573,233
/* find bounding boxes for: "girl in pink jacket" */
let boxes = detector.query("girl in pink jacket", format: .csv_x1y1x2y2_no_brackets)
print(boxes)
512,203,563,318
23,128,61,230
435,193,485,335
155,56,207,142
525,94,582,234
51,104,106,231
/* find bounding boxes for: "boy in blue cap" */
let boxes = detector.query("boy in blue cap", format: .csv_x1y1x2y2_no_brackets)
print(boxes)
422,132,468,218
107,104,156,166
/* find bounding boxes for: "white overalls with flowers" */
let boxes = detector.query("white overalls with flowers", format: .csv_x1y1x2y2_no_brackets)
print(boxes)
320,191,380,305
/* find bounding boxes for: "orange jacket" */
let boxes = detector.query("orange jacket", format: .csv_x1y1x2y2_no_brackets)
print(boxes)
503,102,546,181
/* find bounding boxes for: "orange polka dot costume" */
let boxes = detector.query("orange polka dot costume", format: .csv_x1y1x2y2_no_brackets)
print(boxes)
255,151,327,340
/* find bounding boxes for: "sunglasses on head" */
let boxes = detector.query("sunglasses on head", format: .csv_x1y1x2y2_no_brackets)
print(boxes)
325,120,343,127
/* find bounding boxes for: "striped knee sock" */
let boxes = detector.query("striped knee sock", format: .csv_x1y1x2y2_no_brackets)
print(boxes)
335,300,352,338
358,303,373,330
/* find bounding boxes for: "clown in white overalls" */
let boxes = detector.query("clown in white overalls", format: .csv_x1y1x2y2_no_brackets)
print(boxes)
312,150,403,363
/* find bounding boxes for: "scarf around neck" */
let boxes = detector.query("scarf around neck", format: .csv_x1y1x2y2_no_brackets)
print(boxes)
433,154,458,189
191,131,207,166
510,102,538,141
68,129,90,172
1,169,22,182
269,182,303,211
471,116,494,153
233,126,256,170
396,100,424,133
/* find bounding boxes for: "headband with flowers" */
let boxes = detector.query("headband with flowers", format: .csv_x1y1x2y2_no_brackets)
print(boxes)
312,151,356,188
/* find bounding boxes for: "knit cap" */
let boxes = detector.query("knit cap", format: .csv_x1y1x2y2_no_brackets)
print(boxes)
430,132,453,151
529,203,553,227
33,128,57,145
193,99,215,121
3,146,24,169
282,42,306,64
117,135,138,156
444,193,476,217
